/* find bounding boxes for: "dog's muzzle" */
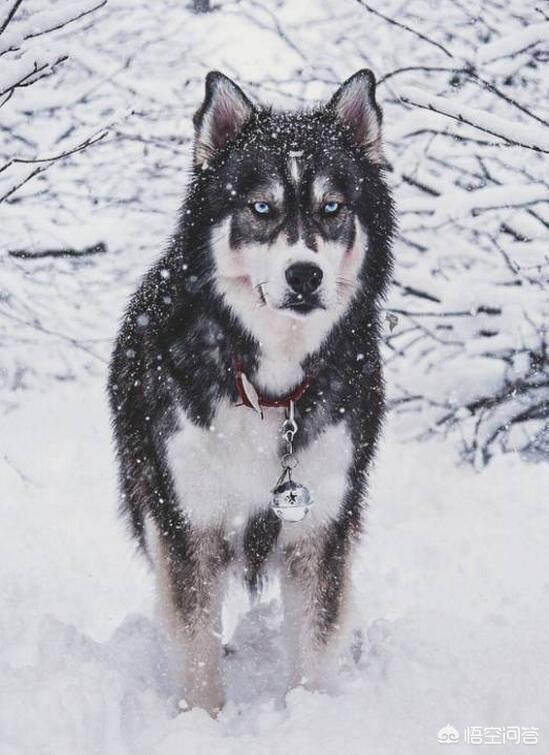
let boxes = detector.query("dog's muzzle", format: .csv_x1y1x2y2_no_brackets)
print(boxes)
283,263,324,313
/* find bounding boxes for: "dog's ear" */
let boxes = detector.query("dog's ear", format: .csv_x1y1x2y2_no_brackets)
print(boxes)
328,69,385,165
193,71,254,168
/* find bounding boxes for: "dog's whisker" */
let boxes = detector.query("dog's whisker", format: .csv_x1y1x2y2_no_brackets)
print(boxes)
336,281,354,293
255,281,268,306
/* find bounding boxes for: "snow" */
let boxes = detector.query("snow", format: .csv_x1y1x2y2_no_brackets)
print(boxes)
399,183,549,219
1,379,548,754
1,1,548,750
476,21,549,63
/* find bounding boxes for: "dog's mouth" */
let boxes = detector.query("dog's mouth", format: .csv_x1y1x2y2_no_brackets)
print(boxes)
280,294,325,315
253,282,327,315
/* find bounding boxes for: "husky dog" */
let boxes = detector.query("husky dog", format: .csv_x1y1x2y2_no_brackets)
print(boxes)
108,69,394,716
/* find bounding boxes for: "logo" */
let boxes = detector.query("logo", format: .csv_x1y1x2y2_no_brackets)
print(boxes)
438,724,460,744
437,724,540,746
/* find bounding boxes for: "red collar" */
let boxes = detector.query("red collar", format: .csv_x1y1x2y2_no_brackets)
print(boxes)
234,356,312,410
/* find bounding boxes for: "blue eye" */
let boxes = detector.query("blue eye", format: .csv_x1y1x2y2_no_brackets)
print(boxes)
252,201,271,215
323,201,340,214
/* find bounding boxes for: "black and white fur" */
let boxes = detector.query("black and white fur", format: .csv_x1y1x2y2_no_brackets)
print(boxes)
108,70,394,716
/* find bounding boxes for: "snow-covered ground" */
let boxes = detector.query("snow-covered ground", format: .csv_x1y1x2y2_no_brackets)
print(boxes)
2,378,547,754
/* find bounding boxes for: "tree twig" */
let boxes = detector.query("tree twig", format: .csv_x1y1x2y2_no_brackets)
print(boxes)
354,0,454,59
9,243,107,260
0,0,23,37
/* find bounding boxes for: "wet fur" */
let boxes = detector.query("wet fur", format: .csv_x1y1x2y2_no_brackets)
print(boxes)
108,70,395,714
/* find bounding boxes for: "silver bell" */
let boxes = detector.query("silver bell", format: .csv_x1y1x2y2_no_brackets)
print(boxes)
271,480,313,522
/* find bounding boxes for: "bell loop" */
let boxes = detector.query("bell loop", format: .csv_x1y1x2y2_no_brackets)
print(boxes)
281,419,297,438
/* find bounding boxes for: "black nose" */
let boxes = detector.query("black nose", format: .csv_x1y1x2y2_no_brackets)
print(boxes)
285,263,323,296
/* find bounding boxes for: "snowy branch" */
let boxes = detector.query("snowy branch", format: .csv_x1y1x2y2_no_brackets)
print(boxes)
398,87,549,153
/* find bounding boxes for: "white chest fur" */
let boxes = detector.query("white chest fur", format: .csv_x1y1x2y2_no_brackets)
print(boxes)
166,400,353,540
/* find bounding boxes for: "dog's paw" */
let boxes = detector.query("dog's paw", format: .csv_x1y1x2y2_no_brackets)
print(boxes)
181,684,226,719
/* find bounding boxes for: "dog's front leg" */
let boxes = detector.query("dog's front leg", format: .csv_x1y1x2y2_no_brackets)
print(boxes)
281,527,351,694
151,525,228,716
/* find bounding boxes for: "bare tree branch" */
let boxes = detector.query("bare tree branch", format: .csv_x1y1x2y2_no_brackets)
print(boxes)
9,243,107,260
0,0,23,37
354,0,455,58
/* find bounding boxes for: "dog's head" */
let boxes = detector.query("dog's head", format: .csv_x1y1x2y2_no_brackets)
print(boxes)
189,70,392,340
